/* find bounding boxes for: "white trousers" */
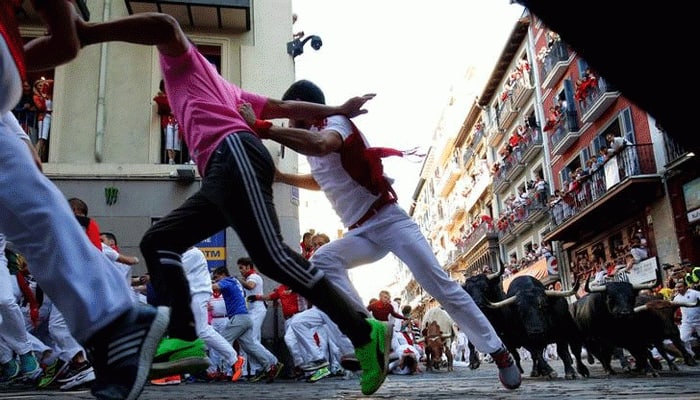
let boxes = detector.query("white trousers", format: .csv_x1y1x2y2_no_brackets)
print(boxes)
0,235,32,357
285,307,354,366
311,204,503,353
191,292,236,367
0,113,133,343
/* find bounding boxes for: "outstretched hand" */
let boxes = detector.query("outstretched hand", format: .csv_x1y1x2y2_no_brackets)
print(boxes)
340,93,376,118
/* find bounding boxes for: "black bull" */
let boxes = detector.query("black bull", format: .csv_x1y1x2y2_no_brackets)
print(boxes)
462,272,589,379
571,277,661,375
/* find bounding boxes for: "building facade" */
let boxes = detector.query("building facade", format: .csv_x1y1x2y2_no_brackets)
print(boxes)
406,9,697,317
13,0,301,275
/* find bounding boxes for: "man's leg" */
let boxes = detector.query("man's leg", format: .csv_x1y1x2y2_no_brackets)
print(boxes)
212,133,388,394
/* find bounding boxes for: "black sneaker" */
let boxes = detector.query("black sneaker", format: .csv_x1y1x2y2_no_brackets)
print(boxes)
86,304,170,400
57,360,96,390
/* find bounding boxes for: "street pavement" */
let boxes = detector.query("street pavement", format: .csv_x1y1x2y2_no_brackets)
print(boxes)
2,359,699,400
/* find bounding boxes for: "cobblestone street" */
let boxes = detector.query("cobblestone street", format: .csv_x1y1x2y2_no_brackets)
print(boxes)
3,359,699,400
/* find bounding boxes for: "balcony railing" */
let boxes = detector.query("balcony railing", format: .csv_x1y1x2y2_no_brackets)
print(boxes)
496,194,549,242
497,97,519,131
540,41,570,88
550,143,656,227
511,74,535,109
454,221,495,257
549,110,581,155
519,126,544,164
578,77,620,124
663,131,694,168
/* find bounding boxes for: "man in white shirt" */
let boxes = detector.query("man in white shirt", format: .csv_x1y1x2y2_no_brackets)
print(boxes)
181,247,242,380
100,232,139,301
673,280,700,358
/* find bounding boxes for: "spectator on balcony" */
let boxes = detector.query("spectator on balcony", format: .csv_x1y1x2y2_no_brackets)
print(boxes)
534,174,548,207
12,80,36,138
517,57,532,88
33,77,53,162
629,237,648,264
606,133,631,156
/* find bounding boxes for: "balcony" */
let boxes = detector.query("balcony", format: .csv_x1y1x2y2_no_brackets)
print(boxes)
496,195,548,243
540,41,571,89
504,148,525,182
545,144,662,243
498,97,519,131
492,163,510,193
454,221,495,258
437,160,462,198
663,132,695,170
462,173,490,212
487,123,506,147
124,0,251,32
549,110,581,155
511,76,535,110
578,77,620,124
519,127,544,164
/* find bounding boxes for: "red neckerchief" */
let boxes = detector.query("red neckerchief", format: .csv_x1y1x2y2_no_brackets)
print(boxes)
16,270,40,327
243,269,256,279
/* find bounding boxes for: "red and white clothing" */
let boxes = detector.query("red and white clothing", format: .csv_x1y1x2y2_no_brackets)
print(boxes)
307,115,505,355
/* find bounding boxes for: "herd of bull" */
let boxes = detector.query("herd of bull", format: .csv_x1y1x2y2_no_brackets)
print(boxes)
460,264,699,379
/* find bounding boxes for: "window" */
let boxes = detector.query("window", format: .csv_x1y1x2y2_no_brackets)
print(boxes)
11,37,55,162
593,108,636,159
154,43,222,165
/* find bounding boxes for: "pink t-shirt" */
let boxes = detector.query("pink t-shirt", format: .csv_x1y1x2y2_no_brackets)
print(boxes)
159,44,267,176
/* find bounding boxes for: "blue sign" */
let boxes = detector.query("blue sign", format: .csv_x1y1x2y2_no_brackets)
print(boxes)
196,230,226,271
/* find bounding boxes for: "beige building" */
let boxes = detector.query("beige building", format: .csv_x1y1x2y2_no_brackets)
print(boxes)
15,0,302,274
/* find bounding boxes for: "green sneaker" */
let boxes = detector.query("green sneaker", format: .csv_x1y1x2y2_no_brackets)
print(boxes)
37,359,67,388
355,319,392,395
307,366,331,383
149,337,210,379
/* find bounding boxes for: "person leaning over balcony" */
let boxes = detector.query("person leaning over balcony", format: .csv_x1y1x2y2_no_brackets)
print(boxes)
606,133,630,156
74,11,391,396
242,79,522,391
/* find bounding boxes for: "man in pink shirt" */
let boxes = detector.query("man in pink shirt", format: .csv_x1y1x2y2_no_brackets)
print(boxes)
77,12,392,396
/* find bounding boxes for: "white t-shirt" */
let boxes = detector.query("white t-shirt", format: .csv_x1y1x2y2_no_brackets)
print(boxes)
244,272,265,313
674,289,700,325
101,243,132,283
308,115,391,228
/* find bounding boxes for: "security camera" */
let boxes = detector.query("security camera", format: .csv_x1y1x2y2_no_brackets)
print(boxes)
310,36,323,51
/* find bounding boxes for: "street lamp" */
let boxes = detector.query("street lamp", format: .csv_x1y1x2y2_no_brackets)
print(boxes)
286,35,323,58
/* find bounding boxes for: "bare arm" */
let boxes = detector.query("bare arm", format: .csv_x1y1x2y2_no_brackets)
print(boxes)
23,0,81,71
260,94,375,121
116,254,140,266
275,170,321,191
239,103,342,157
76,12,188,57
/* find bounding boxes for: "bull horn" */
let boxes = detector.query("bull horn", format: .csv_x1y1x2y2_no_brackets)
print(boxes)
584,277,606,293
634,304,648,313
671,298,700,307
486,259,505,281
485,295,517,308
545,276,580,297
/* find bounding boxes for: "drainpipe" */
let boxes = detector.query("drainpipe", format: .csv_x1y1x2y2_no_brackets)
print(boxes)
94,0,111,162
525,12,571,291
526,15,553,186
